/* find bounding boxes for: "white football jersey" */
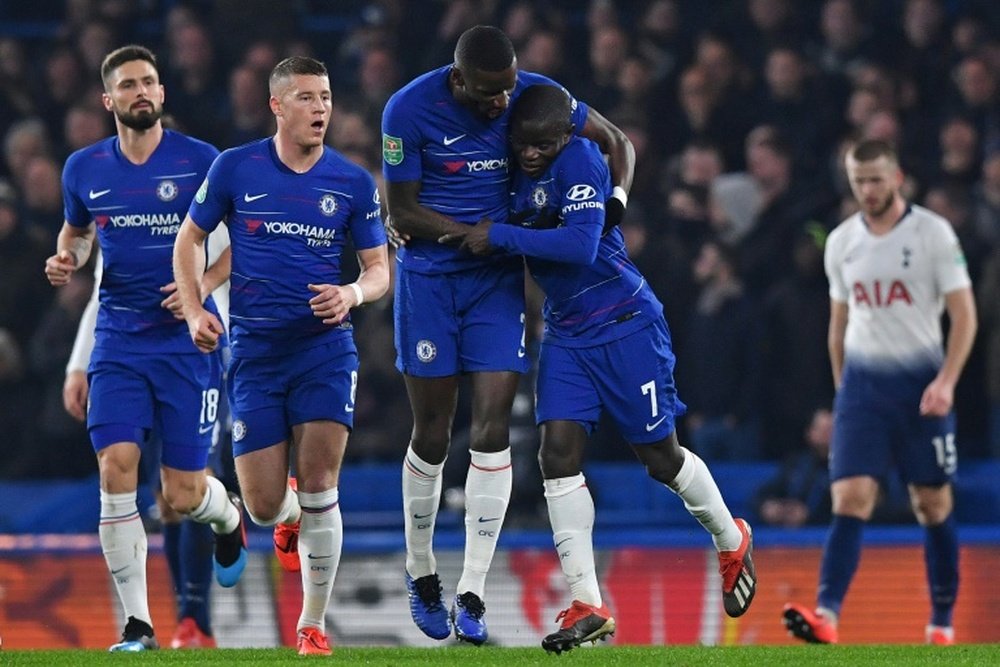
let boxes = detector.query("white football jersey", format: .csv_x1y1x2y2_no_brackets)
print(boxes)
824,204,971,372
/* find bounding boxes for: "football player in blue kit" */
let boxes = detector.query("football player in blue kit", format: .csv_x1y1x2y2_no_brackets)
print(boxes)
783,140,977,646
173,56,389,657
63,233,232,650
43,45,246,652
440,84,757,653
382,25,634,645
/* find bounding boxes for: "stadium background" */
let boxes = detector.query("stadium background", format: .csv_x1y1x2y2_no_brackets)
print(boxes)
1,0,1000,649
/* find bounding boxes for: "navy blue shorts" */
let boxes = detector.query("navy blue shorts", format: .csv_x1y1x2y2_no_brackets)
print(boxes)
393,260,530,377
228,339,358,456
831,364,957,485
536,318,686,444
88,349,223,471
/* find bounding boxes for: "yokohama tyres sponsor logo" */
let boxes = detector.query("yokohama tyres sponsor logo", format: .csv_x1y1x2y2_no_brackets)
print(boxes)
261,221,337,239
251,220,338,247
106,212,182,227
466,158,507,172
444,158,509,174
102,212,182,235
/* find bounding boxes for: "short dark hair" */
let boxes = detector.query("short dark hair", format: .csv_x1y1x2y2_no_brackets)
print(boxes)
101,45,157,87
850,139,898,163
455,25,515,72
511,85,571,130
269,56,328,93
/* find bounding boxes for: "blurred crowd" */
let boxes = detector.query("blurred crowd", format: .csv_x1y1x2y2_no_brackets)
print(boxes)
3,0,1000,492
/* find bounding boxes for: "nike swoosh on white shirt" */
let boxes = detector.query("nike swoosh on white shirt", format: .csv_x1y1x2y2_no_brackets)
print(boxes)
442,134,466,146
244,193,268,202
89,189,111,199
645,416,667,432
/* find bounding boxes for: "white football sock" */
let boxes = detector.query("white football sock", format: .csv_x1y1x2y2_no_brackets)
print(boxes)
99,490,151,627
666,447,742,551
457,448,512,599
544,474,602,606
402,447,444,578
187,476,240,534
296,487,342,633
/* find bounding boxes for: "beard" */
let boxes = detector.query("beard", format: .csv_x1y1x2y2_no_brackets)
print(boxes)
115,104,162,130
865,192,894,218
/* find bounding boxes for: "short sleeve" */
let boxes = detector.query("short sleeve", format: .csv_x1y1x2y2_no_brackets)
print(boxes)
187,153,232,233
381,93,424,183
825,228,849,303
349,169,388,250
928,219,973,295
62,153,90,228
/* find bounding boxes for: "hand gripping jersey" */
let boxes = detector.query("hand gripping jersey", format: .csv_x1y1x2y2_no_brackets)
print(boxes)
492,137,663,347
824,204,972,373
62,129,221,354
188,138,386,359
381,65,589,274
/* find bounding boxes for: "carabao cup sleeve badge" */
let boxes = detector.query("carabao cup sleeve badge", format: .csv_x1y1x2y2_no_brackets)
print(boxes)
383,134,403,165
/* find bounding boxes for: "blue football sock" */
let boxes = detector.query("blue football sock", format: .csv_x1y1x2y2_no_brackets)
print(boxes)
179,518,215,635
162,521,183,612
817,514,864,616
924,513,959,628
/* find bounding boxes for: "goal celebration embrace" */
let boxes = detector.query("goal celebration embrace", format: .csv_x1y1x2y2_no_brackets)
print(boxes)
5,0,1000,659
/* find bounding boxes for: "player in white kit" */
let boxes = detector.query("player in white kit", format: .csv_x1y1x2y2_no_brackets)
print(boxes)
783,140,977,645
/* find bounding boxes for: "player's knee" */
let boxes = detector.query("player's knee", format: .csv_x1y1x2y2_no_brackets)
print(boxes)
469,420,509,452
244,496,284,526
97,448,138,486
830,492,876,519
643,444,685,484
409,434,450,463
538,446,576,479
909,488,952,525
630,436,684,485
161,484,200,515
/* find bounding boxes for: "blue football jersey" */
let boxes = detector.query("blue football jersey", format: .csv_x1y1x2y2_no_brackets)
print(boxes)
62,129,220,354
381,65,589,274
188,138,386,359
493,137,663,347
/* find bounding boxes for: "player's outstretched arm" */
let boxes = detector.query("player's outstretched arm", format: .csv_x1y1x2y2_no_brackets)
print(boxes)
173,216,223,352
580,106,634,233
921,287,977,417
386,180,469,241
45,222,94,286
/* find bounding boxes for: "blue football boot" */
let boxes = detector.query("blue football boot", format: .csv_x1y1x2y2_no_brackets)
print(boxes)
451,591,488,645
405,572,451,639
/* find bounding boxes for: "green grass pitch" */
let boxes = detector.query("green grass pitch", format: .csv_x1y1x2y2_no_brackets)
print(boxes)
1,645,998,666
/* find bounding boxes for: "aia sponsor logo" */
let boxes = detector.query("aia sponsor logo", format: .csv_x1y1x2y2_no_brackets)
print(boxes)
853,280,912,307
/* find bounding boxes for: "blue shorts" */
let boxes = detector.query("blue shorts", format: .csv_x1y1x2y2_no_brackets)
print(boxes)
228,339,358,456
536,318,686,444
394,260,530,377
831,364,957,485
87,350,223,471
